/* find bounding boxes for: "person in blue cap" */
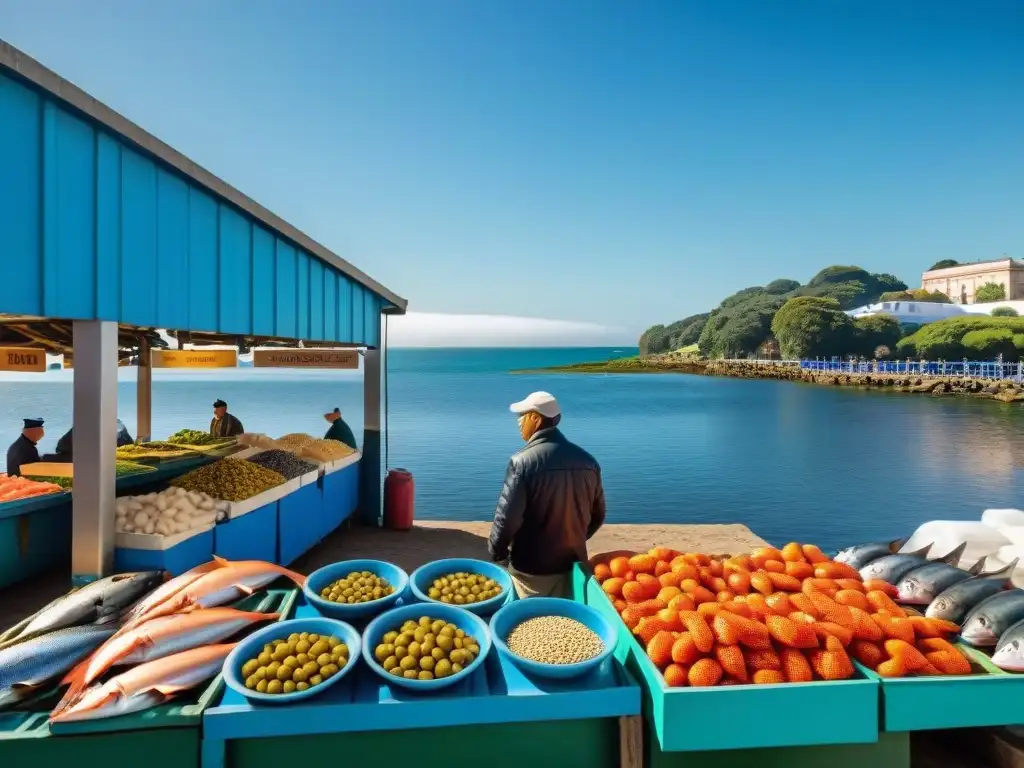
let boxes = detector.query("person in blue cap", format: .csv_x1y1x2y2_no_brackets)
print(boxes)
323,407,357,450
7,418,44,476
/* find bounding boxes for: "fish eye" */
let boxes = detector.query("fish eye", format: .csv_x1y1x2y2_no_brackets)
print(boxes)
1014,641,1020,650
979,617,988,626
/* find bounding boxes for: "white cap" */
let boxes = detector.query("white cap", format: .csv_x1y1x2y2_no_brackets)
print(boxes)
509,391,561,419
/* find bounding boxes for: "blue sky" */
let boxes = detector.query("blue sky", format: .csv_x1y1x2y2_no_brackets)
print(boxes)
2,1,1022,341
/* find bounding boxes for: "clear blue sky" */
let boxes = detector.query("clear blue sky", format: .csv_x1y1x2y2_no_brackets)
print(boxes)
2,1,1022,338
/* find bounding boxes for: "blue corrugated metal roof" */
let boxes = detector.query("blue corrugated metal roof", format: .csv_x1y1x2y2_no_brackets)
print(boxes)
0,41,406,348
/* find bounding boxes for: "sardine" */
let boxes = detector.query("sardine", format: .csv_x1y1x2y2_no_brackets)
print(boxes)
0,625,116,710
834,538,917,570
859,542,967,584
50,643,236,723
926,559,1019,623
895,559,986,605
960,589,1024,647
55,607,278,713
3,572,165,647
122,557,304,630
992,617,1024,671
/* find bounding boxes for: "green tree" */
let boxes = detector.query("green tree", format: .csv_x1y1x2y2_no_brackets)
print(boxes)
929,259,959,270
878,289,951,303
992,306,1019,317
853,313,902,357
975,282,1007,303
771,296,854,359
898,316,1024,359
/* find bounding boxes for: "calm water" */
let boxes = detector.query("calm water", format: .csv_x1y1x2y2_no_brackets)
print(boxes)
2,346,1023,551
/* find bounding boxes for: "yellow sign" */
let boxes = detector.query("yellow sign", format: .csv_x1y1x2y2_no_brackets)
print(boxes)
0,347,46,373
253,348,359,369
152,349,238,369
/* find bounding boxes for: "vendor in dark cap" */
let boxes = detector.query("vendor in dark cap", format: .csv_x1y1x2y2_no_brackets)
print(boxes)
323,407,358,450
7,418,44,476
210,400,244,438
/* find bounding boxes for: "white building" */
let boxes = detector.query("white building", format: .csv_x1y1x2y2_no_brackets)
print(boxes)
847,300,1024,324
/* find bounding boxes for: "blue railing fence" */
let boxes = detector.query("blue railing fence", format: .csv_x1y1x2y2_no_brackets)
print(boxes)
722,358,1022,381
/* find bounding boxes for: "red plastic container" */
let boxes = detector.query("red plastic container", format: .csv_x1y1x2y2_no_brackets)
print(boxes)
383,468,415,531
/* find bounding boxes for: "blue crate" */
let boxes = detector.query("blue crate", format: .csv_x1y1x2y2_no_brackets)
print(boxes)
321,461,358,535
278,483,324,565
214,502,279,564
115,528,214,576
0,496,71,588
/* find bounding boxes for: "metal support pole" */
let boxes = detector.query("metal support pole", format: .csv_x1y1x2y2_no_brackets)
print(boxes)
359,331,383,526
137,336,152,442
72,320,118,583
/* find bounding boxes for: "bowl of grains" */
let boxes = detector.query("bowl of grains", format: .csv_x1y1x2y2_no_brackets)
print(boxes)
489,598,617,679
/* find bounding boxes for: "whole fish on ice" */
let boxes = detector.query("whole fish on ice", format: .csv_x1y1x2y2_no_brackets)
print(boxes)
834,539,918,571
894,558,986,605
50,643,235,723
859,542,967,584
1,571,165,648
926,559,1018,623
960,589,1024,647
122,557,304,629
0,625,115,710
991,617,1024,671
56,607,278,712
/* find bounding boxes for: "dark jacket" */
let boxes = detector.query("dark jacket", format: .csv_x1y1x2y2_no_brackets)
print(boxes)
325,419,358,450
6,435,40,477
488,427,606,576
56,423,134,457
210,413,244,438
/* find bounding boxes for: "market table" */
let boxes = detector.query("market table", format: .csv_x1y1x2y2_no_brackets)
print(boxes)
201,591,642,768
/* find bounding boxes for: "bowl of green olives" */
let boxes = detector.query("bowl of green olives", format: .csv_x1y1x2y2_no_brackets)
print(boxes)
303,559,409,619
223,617,361,704
410,558,512,615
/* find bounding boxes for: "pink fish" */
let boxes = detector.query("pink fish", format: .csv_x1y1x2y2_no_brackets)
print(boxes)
55,607,278,713
120,561,223,627
121,557,305,630
50,643,235,723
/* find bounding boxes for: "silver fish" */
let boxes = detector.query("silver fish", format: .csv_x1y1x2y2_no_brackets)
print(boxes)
0,625,116,710
926,559,1019,623
895,559,987,605
859,542,967,584
834,538,917,570
960,589,1024,647
992,617,1024,671
2,572,165,647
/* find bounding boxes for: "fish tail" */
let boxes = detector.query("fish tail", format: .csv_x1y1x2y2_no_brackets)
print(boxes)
268,564,306,586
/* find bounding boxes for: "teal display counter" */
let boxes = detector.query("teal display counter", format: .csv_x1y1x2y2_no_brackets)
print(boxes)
0,495,71,589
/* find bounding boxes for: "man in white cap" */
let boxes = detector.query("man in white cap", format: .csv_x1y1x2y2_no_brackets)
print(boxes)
488,391,606,599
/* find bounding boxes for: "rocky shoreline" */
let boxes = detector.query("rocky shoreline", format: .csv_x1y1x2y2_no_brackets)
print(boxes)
521,357,1024,403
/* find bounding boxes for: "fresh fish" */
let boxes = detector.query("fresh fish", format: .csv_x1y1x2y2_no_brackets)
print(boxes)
0,593,70,644
122,557,304,630
926,559,1019,623
120,561,222,628
960,589,1024,647
895,559,986,605
859,542,967,584
3,572,165,647
50,643,236,723
992,617,1024,671
0,625,116,710
55,607,278,712
834,538,917,570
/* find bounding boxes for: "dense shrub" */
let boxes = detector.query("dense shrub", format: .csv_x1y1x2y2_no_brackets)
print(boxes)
991,306,1018,317
852,313,903,357
771,297,854,359
639,312,710,355
929,259,959,270
898,316,1024,360
878,289,951,303
962,328,1018,361
976,282,1007,303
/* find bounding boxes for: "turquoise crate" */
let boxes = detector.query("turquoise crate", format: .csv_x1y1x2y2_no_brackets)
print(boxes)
0,496,71,589
584,577,880,752
0,589,298,768
202,594,640,767
860,643,1024,731
115,528,215,576
214,502,278,564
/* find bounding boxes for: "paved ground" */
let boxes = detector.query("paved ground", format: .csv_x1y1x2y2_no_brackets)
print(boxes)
0,522,766,630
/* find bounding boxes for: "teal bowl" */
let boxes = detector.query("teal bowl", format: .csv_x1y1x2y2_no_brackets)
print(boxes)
409,558,513,615
303,559,408,620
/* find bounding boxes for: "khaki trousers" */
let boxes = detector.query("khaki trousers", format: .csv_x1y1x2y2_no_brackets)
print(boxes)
508,567,571,599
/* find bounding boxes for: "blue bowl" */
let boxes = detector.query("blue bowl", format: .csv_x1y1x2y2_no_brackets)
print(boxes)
223,617,361,705
490,597,617,680
409,558,513,616
362,603,492,692
303,559,408,620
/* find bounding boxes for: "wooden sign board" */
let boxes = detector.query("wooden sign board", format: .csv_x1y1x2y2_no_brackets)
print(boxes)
252,349,359,369
0,347,47,373
152,349,238,369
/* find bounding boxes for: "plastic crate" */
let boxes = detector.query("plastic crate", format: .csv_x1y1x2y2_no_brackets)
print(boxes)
0,496,71,589
115,527,215,576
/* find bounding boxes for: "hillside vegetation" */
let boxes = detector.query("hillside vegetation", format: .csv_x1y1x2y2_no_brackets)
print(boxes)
898,316,1024,361
641,266,908,358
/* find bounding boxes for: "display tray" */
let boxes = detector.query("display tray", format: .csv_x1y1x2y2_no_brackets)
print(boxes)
0,498,71,589
859,642,1024,732
202,595,640,743
225,478,300,520
0,588,297,768
0,491,71,520
115,526,215,576
324,451,360,475
583,575,880,753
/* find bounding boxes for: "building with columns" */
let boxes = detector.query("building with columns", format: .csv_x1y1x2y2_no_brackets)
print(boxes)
921,258,1024,304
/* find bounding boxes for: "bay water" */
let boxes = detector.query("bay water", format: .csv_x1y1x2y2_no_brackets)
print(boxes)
1,346,1022,552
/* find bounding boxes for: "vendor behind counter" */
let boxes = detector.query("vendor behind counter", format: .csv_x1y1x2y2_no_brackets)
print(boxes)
47,419,135,462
